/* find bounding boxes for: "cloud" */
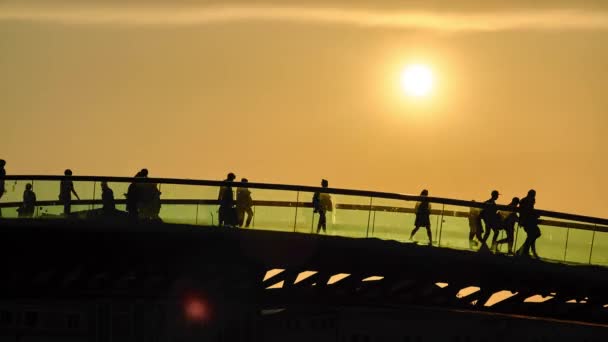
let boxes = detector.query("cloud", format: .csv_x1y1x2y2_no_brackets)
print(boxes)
2,4,608,32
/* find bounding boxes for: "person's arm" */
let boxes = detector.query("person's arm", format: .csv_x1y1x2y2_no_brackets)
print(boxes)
71,185,80,201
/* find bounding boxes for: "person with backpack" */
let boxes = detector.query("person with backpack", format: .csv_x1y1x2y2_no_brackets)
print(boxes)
218,172,237,227
17,183,36,218
480,190,501,250
517,189,541,258
496,197,520,254
313,179,332,234
409,189,432,245
236,178,254,228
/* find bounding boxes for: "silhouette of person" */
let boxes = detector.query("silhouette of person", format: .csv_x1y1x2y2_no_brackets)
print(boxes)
481,190,501,250
59,169,80,216
18,183,36,218
518,189,541,258
468,200,483,248
218,173,236,227
409,189,432,244
126,170,144,219
136,169,161,220
0,159,5,217
101,181,116,214
496,197,520,254
313,179,332,234
236,178,254,228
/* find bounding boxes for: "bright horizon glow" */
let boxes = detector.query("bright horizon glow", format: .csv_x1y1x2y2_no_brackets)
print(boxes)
401,64,434,97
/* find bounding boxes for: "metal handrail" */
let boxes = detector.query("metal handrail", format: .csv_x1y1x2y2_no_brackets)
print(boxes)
2,175,607,226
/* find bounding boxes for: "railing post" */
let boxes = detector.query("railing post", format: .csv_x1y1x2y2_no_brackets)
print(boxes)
563,227,570,262
371,210,377,237
437,204,445,247
293,191,300,233
91,181,97,211
365,197,373,238
195,203,200,225
588,226,597,265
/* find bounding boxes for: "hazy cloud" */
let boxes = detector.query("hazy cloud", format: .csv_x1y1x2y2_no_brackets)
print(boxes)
2,3,608,32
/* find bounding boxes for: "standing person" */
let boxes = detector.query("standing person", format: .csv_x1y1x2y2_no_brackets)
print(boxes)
313,179,332,234
468,200,483,248
409,189,432,245
236,178,254,228
496,197,520,254
18,183,36,218
0,159,5,217
218,173,236,227
481,190,501,250
518,190,541,258
59,169,80,216
126,170,144,219
101,181,116,214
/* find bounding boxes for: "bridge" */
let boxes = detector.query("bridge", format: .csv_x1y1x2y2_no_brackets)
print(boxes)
0,175,607,340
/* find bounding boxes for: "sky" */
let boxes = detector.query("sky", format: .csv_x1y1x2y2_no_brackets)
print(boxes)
1,0,607,217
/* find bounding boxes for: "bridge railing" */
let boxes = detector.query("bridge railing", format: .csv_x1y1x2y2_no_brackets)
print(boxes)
0,176,606,266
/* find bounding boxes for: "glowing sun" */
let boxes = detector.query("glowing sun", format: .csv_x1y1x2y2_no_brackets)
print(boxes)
401,64,434,97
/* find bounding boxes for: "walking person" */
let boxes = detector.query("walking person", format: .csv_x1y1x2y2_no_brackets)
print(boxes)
409,189,432,245
0,159,5,217
496,197,520,254
313,179,332,234
481,190,501,250
218,173,236,227
126,170,144,219
517,190,541,258
236,178,254,228
17,183,36,218
468,201,483,248
59,169,80,216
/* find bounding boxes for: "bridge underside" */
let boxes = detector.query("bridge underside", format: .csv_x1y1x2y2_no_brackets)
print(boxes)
0,219,607,326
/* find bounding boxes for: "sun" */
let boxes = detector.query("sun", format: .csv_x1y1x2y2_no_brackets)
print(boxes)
401,64,434,97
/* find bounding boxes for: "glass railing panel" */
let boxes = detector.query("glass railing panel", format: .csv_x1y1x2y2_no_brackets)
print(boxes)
0,179,34,218
563,225,594,265
295,193,371,238
530,222,568,261
245,188,297,232
368,198,412,242
154,183,219,226
26,180,61,217
436,204,473,250
294,191,316,234
590,228,608,266
329,194,372,238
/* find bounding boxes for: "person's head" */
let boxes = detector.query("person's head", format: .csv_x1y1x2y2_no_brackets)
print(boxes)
241,178,248,183
528,189,536,198
25,183,32,191
491,190,500,200
420,189,429,196
227,172,236,181
140,169,149,177
321,179,328,188
510,197,520,206
64,169,72,176
0,159,5,168
101,181,108,189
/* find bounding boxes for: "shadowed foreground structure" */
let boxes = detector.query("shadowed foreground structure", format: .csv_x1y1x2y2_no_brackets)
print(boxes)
0,219,607,341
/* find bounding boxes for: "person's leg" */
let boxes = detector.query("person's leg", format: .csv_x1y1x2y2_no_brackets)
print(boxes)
410,226,420,240
64,201,71,216
236,208,244,227
317,210,325,233
531,225,541,258
425,226,432,245
218,207,225,226
245,207,254,227
481,220,491,243
491,227,500,250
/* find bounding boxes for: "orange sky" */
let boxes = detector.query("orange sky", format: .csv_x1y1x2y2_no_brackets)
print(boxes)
1,1,607,217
